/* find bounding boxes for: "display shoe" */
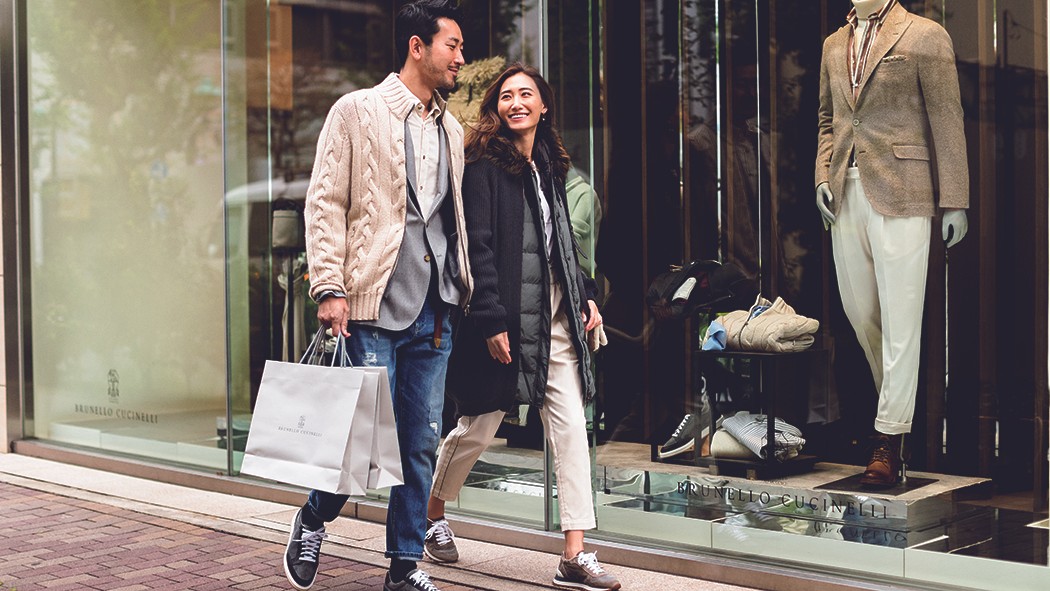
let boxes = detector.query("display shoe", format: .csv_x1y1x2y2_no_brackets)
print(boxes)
659,393,713,459
659,414,698,458
859,433,905,488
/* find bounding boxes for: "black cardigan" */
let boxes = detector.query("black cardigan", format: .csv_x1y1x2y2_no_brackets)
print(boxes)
446,152,596,416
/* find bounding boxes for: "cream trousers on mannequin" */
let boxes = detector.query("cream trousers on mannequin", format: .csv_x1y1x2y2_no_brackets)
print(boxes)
831,167,931,435
431,278,596,531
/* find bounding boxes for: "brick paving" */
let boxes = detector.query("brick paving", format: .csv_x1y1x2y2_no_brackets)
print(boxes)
0,483,483,591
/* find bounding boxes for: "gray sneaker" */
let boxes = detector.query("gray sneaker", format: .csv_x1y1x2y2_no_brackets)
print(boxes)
423,519,459,563
384,568,441,591
553,552,621,591
283,508,327,590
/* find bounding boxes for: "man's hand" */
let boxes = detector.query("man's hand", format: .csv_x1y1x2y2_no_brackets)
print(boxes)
816,183,836,230
942,209,968,248
486,332,512,364
317,297,351,337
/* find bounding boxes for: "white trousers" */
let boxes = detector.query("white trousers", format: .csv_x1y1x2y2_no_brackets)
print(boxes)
431,279,596,531
831,167,931,435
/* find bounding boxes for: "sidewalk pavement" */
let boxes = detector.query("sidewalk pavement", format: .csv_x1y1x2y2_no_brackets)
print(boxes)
0,453,758,591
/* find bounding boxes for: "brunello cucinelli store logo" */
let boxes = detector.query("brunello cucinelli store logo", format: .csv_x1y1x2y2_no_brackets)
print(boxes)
676,480,890,519
108,368,120,404
71,369,160,424
276,415,323,438
73,404,160,424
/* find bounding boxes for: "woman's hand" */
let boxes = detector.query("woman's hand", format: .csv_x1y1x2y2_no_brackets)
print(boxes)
583,300,602,332
486,332,512,364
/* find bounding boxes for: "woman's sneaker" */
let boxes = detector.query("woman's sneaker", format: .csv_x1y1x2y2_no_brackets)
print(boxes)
423,518,459,563
553,551,621,590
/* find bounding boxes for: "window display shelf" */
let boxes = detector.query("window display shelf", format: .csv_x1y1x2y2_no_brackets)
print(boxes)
653,348,821,480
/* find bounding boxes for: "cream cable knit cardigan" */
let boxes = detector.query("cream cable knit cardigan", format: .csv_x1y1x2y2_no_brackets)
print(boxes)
305,74,473,321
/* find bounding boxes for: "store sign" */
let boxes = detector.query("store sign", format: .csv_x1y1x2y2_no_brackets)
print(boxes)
107,368,120,404
69,367,160,424
677,480,890,519
73,404,159,424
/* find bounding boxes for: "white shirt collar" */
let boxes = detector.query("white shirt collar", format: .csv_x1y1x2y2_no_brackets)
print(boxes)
392,75,444,121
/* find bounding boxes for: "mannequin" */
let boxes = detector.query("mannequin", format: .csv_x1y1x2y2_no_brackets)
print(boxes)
815,0,969,486
851,0,891,19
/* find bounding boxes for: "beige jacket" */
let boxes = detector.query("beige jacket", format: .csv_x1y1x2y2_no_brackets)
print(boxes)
305,74,473,320
815,3,969,217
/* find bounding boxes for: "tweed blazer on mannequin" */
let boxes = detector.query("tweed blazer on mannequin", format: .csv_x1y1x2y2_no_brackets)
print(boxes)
815,2,969,217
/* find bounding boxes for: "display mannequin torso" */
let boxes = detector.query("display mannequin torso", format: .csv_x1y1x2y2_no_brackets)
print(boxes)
815,0,968,246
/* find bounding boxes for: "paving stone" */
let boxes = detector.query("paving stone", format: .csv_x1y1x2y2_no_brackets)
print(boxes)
0,482,490,591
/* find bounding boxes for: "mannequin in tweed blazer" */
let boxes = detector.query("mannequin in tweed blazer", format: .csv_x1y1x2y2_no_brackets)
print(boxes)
816,0,968,227
813,0,970,486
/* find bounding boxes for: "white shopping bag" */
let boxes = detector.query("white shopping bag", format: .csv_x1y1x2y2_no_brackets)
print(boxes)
242,331,403,495
346,366,404,493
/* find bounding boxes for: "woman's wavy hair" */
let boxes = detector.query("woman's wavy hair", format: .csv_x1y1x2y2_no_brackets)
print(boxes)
464,62,571,180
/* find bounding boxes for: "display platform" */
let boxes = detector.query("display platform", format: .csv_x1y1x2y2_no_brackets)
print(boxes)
48,410,245,470
817,473,939,495
593,441,1049,590
596,441,993,548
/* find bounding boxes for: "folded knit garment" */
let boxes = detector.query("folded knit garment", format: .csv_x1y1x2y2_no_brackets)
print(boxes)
709,428,754,459
718,296,819,353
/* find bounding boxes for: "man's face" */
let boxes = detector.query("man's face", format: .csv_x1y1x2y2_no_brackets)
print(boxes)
420,18,465,91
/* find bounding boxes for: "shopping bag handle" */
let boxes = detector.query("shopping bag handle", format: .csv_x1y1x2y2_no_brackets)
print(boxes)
300,328,354,368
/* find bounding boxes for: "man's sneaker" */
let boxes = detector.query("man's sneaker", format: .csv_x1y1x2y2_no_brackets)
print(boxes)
384,568,441,591
553,551,621,591
423,519,459,563
284,508,327,590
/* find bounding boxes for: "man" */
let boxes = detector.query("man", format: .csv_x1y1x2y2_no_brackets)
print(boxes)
815,0,969,486
283,2,471,590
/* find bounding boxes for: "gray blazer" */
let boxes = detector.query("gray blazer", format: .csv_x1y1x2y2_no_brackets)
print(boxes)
815,2,969,217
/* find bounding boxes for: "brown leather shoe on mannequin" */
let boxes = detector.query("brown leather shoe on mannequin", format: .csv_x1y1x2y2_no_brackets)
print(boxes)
859,433,905,487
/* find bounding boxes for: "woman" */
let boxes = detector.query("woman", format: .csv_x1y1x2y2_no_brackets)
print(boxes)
424,63,619,591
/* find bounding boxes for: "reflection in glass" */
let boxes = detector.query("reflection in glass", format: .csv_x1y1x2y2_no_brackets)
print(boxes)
26,0,228,467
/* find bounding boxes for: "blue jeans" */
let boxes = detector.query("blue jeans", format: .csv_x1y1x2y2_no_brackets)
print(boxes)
305,297,452,560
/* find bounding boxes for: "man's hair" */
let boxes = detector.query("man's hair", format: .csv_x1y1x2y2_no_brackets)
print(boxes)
395,0,461,67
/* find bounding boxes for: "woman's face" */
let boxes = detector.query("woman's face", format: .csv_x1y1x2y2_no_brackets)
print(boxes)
496,72,547,137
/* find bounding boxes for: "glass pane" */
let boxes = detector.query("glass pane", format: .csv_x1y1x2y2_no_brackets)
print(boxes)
227,0,402,474
223,0,266,472
588,0,1048,588
25,0,229,468
438,0,552,530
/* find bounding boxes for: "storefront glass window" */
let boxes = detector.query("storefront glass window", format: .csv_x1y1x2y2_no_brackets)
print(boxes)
591,1,1049,589
24,0,230,468
10,1,1047,589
